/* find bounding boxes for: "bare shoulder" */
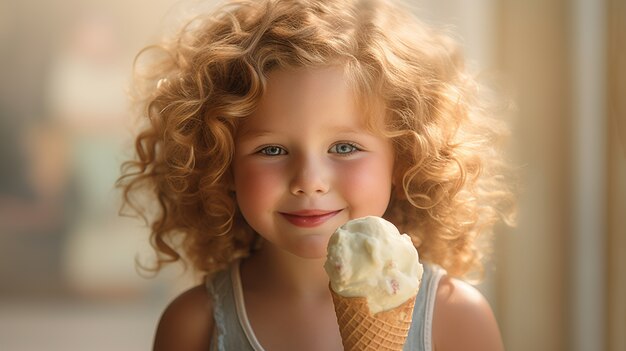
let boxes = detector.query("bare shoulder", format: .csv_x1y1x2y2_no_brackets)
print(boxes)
153,284,214,351
432,276,504,351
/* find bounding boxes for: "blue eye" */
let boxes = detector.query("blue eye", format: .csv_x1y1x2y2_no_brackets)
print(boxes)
259,145,286,156
330,143,359,155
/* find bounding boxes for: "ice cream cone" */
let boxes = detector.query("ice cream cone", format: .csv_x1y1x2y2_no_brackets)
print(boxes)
330,287,416,351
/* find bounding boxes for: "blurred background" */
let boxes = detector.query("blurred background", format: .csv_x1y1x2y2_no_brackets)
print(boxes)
0,0,623,350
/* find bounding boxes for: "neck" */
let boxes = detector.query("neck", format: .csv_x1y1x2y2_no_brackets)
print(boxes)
241,240,330,299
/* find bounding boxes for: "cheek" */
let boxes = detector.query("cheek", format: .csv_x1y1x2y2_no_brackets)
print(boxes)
233,161,284,211
337,156,394,213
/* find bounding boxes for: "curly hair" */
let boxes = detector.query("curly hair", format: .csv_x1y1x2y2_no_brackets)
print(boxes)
118,0,516,279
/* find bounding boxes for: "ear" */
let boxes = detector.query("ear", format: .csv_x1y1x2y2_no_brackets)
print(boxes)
391,181,406,200
391,170,402,193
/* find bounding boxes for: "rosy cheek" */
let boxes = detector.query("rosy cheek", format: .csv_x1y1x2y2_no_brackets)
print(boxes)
336,156,393,213
234,161,283,203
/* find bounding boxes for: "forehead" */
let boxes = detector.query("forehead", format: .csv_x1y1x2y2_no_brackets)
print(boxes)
261,66,354,114
238,66,382,136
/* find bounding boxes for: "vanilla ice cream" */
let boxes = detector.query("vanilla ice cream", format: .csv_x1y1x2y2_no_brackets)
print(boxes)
324,216,423,314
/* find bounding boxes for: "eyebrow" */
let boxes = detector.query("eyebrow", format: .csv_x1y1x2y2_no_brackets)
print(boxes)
236,128,274,140
238,126,367,139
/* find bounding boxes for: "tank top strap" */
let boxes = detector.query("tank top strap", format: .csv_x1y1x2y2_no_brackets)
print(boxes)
403,262,447,351
206,261,257,351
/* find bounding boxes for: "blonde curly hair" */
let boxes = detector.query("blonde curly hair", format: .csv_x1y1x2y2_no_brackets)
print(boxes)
118,0,516,279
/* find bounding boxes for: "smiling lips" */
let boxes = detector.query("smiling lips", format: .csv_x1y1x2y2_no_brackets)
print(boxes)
280,209,342,227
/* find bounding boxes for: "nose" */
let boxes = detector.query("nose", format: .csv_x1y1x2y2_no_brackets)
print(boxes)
289,154,330,196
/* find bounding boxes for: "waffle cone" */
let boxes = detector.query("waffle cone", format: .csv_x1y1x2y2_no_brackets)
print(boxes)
330,288,415,351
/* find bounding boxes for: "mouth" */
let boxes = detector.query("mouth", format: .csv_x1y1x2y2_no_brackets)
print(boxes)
280,209,343,228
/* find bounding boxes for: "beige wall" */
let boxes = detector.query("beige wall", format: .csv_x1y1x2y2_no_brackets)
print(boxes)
607,0,626,350
495,0,624,350
494,1,570,350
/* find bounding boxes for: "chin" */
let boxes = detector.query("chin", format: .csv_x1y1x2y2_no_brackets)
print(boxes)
289,236,331,260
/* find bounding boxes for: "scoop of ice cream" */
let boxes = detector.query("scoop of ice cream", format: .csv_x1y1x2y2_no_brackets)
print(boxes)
324,216,423,314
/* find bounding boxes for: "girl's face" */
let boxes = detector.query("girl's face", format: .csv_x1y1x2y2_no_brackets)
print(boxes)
232,67,394,259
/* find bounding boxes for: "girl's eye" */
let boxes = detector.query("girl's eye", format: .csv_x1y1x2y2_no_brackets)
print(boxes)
329,143,360,155
258,145,286,156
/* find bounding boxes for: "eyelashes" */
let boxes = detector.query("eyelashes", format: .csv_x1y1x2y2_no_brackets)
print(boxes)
258,145,287,156
328,142,361,155
256,142,363,157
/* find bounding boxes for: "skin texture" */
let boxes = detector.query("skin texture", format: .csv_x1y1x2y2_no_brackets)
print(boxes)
433,277,505,351
153,285,212,351
153,67,505,351
232,67,395,260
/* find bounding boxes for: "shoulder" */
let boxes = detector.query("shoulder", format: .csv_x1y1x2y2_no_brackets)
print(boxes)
432,275,504,351
153,284,214,351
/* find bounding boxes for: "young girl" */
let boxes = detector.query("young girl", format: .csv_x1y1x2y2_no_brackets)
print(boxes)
119,0,515,350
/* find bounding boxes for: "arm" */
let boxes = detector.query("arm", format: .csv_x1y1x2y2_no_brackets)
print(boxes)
153,284,213,351
432,276,504,351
